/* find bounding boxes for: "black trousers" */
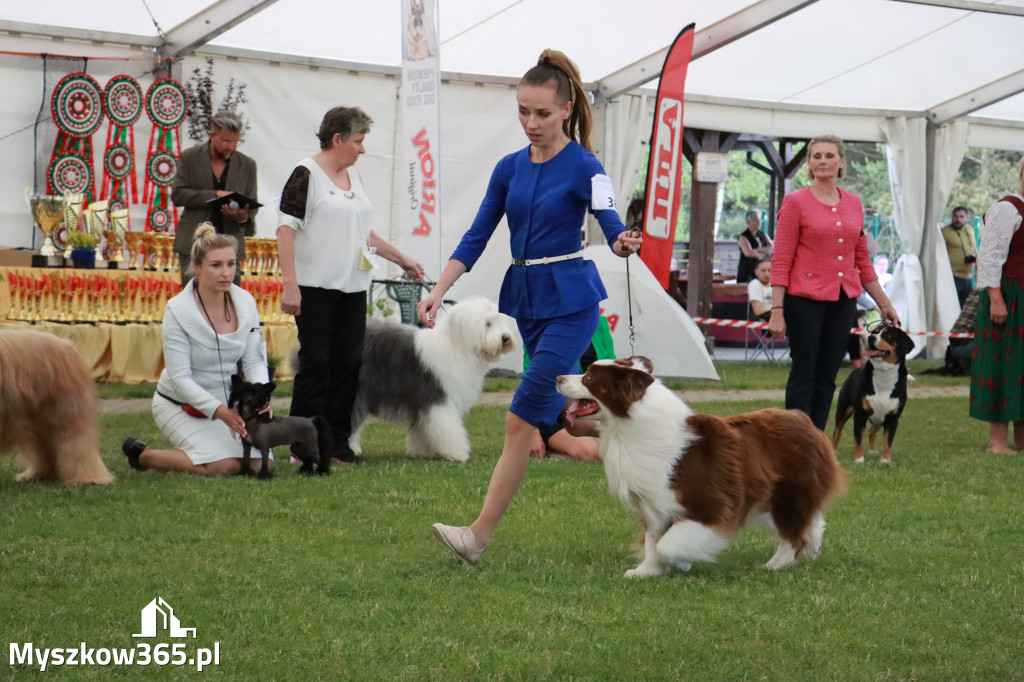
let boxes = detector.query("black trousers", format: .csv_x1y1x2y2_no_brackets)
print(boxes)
784,292,857,430
289,286,366,456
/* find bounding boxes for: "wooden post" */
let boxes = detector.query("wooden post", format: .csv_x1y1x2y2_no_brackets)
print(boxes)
751,138,806,238
780,139,808,231
688,151,717,321
684,130,738,330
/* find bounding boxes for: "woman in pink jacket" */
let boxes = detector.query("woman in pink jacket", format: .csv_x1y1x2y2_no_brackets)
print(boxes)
767,135,899,430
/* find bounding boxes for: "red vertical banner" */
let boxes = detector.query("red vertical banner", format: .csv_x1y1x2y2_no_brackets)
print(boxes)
143,79,186,233
641,24,695,289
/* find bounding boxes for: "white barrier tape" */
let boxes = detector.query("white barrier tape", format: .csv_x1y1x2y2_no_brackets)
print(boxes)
690,317,974,339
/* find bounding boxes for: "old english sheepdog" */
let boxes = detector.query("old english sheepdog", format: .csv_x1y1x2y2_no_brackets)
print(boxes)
351,296,517,461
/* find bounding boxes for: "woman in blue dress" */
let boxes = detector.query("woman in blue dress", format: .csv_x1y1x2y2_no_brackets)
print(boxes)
418,50,642,565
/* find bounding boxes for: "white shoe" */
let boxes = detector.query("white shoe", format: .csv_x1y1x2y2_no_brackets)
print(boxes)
432,523,484,565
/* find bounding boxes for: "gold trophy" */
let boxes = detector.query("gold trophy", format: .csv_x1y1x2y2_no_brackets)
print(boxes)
264,236,276,274
247,238,259,274
106,209,128,268
243,237,254,275
160,234,175,272
28,272,42,321
124,231,143,269
151,235,165,271
62,193,85,261
139,277,154,322
8,269,25,320
6,270,20,320
87,200,109,268
54,273,71,322
139,232,154,270
72,275,87,321
256,239,265,275
27,193,67,267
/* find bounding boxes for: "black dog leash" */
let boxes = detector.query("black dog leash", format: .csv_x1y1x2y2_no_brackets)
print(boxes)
624,229,642,356
625,257,636,355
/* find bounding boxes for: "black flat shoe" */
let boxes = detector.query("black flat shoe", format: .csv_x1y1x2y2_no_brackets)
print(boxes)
332,452,365,466
122,437,148,471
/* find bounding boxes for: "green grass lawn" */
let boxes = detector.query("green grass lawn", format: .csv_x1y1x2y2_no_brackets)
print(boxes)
2,389,1019,680
666,358,970,392
97,380,295,400
95,358,967,400
486,358,968,394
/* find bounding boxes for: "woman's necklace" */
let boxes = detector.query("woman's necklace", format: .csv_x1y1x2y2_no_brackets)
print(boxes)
196,289,233,327
194,288,232,405
339,168,356,197
337,166,355,199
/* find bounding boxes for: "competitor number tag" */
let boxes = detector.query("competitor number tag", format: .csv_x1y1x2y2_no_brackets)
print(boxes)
591,174,617,211
359,244,381,271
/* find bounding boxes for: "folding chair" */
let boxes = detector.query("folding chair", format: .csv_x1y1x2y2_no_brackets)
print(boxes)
744,302,785,363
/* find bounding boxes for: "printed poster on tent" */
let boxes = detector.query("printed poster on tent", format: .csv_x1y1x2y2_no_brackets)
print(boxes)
399,0,442,277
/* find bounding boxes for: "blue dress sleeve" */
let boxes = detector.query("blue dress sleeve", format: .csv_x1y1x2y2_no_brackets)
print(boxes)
450,155,510,271
581,154,626,249
595,208,626,249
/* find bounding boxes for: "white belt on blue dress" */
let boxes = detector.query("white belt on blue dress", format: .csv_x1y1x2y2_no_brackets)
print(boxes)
512,250,585,266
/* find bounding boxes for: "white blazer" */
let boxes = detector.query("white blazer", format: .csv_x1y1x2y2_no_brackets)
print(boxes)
156,280,269,418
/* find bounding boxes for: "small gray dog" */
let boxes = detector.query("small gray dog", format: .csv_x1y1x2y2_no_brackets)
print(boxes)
228,374,331,478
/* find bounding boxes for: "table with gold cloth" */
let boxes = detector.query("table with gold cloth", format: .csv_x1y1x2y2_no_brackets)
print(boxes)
0,266,298,382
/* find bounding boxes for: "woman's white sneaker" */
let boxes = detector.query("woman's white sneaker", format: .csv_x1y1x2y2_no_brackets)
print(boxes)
432,523,484,564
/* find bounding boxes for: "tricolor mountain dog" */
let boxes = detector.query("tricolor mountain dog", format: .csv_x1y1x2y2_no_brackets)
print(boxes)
831,322,915,464
557,357,846,578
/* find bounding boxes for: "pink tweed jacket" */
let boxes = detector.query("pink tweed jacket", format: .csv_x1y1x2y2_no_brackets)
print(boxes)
770,187,877,301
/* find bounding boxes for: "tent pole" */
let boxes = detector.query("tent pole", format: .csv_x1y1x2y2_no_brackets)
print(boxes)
921,120,946,359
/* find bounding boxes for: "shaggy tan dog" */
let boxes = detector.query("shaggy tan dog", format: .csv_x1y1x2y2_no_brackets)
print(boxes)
0,330,113,485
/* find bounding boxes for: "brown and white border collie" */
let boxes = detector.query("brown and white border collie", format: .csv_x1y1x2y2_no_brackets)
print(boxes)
556,357,846,578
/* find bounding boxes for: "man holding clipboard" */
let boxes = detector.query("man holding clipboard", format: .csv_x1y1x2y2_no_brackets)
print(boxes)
171,111,260,285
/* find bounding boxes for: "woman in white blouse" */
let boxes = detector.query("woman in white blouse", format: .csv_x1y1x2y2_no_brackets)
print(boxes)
969,158,1024,453
122,223,270,474
276,107,423,464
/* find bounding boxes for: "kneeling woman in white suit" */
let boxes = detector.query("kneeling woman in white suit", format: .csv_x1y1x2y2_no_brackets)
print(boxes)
122,223,271,475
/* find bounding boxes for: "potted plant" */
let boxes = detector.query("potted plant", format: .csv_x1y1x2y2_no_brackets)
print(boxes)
68,231,97,269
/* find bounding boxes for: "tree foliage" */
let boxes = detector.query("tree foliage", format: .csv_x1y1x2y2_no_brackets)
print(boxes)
631,138,1021,244
183,58,251,144
722,150,771,212
947,148,1023,218
716,142,893,216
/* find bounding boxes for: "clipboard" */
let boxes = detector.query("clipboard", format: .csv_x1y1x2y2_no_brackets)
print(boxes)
206,191,263,209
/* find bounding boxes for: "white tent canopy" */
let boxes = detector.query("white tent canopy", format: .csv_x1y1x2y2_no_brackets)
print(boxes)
5,0,1024,130
3,0,1024,369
